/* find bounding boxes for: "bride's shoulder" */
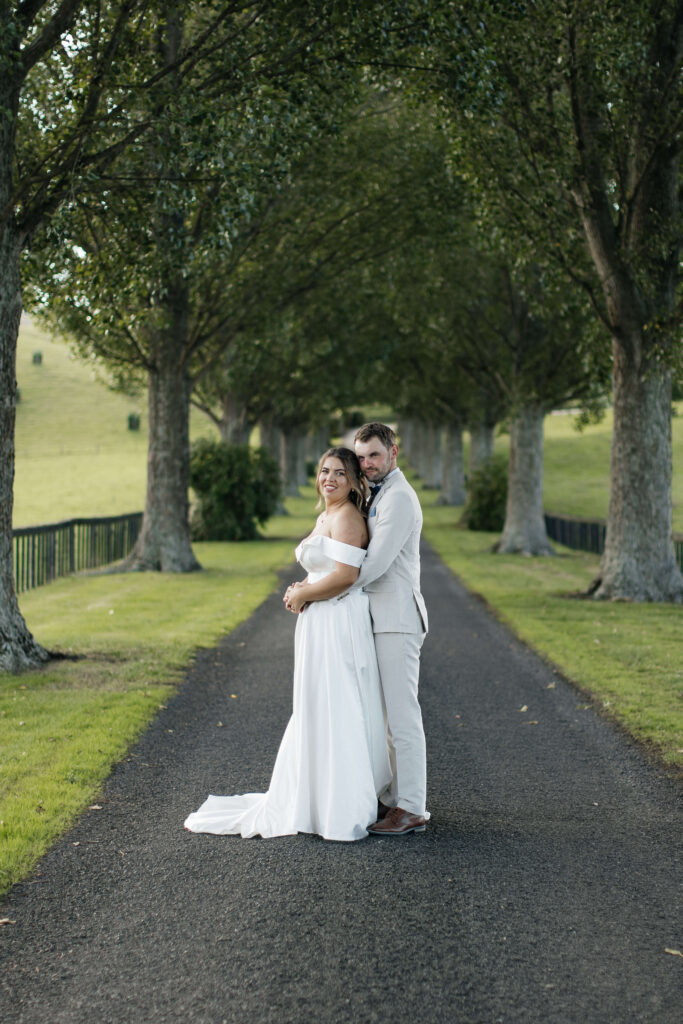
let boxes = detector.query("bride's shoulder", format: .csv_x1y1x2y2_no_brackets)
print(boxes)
331,503,368,549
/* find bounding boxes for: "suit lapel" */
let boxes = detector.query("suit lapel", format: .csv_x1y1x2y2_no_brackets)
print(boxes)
373,468,401,510
367,469,401,531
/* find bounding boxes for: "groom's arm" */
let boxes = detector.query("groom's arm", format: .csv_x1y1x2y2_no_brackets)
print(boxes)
354,491,415,589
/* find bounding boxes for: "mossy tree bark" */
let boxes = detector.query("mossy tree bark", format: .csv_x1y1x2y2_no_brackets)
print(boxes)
468,420,495,476
0,67,48,670
437,421,466,506
590,345,681,601
0,225,49,671
568,17,683,600
125,294,200,573
282,429,306,496
495,403,555,556
217,391,252,446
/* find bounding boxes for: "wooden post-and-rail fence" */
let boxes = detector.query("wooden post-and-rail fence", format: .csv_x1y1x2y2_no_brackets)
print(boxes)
544,513,683,570
10,511,683,595
13,513,143,594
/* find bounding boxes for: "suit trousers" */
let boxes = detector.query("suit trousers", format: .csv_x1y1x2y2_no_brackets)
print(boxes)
373,631,427,817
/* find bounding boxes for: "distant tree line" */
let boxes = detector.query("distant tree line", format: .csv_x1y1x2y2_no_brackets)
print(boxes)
0,1,681,670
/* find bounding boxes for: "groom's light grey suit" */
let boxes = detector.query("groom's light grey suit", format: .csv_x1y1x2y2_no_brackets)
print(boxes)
352,467,428,816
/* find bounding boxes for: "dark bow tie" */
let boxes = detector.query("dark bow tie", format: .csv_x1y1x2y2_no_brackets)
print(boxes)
367,483,382,507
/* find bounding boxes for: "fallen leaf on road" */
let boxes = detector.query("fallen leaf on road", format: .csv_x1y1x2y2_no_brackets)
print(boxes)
88,804,102,810
524,720,539,725
0,919,16,926
546,682,556,689
519,705,528,712
664,948,683,958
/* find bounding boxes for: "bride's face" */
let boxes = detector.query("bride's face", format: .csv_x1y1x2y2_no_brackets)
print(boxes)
317,457,352,505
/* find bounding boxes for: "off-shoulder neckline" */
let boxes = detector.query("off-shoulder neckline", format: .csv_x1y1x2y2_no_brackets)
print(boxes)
299,533,367,553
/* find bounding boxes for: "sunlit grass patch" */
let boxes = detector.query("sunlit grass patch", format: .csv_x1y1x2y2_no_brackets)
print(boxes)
0,685,167,887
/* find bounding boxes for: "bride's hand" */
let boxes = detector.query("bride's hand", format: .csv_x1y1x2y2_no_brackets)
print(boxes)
287,582,309,614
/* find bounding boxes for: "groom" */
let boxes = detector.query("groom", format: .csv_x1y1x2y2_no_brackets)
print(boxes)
353,422,429,835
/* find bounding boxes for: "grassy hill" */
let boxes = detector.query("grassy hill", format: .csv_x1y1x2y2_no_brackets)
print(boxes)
14,317,683,530
14,317,217,527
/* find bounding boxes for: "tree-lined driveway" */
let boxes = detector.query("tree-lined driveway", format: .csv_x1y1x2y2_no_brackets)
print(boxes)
1,543,680,1023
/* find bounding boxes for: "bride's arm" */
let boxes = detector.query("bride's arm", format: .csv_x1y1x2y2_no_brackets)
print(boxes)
287,562,359,611
286,509,365,612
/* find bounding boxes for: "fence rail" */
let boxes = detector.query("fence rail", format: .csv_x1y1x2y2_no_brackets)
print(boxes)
544,512,683,570
13,513,143,594
12,510,683,594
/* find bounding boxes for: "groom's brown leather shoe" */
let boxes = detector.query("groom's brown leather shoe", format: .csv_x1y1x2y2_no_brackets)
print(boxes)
367,806,426,835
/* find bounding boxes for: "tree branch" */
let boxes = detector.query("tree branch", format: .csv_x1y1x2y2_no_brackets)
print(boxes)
20,0,99,77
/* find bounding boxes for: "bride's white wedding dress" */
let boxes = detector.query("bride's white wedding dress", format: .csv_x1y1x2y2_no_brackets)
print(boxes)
184,534,391,841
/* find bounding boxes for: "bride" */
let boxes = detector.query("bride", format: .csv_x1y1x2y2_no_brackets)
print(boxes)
184,446,391,841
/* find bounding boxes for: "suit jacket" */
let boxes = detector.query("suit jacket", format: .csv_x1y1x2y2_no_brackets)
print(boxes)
354,468,428,635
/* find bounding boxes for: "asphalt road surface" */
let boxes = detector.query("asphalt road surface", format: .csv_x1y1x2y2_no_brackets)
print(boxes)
1,542,681,1023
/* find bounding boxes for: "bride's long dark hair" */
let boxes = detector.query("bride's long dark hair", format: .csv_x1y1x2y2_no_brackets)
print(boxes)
314,446,368,512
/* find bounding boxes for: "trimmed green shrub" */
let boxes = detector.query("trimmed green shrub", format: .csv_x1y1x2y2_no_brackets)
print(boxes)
460,455,508,532
190,439,280,541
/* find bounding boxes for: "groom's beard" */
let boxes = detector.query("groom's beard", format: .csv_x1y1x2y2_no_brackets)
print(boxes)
362,457,393,484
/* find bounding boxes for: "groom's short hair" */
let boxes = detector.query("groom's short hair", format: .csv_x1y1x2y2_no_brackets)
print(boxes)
354,422,397,449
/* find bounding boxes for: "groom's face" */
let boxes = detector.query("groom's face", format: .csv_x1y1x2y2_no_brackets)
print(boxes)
355,436,397,484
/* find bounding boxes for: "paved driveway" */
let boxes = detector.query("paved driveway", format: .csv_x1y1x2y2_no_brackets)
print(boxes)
1,543,681,1023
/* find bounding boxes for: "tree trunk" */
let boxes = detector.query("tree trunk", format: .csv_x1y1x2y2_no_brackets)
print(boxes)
124,8,198,573
282,429,305,497
126,292,200,572
469,420,495,476
422,423,443,489
308,425,329,464
259,417,287,514
398,419,414,464
218,390,251,446
590,346,682,601
296,431,308,486
259,417,283,463
0,225,50,670
569,26,682,599
495,403,554,556
410,421,426,479
437,421,466,505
